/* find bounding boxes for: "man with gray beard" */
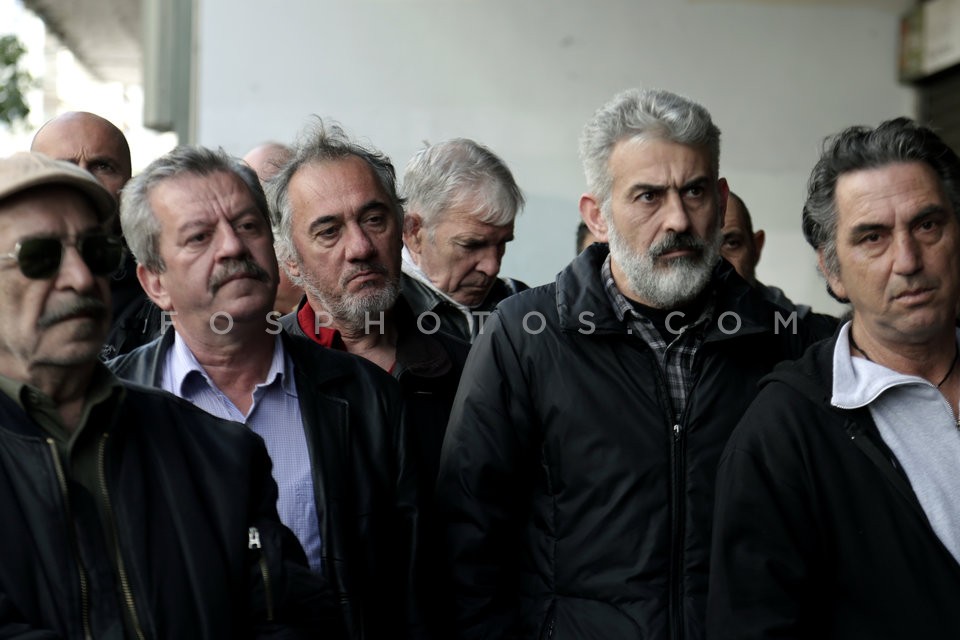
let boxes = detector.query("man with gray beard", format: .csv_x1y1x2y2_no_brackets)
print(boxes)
268,121,469,638
107,146,422,640
435,88,818,640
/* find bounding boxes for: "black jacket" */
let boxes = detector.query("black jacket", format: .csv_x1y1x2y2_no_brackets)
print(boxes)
283,295,469,639
707,333,960,639
0,378,339,639
109,330,421,640
100,252,162,360
282,294,469,490
401,272,528,343
435,244,814,640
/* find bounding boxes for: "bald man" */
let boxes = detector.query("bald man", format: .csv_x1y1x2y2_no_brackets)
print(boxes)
244,141,304,314
32,111,161,357
721,190,838,337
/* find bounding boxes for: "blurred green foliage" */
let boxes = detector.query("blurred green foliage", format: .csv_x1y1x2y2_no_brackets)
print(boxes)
0,35,32,127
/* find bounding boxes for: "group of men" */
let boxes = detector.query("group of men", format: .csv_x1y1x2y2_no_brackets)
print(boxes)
1,86,958,640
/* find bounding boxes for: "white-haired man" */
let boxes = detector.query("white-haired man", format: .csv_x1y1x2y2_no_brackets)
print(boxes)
401,138,526,342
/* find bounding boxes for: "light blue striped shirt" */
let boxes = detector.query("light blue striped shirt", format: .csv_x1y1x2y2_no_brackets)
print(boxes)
160,332,323,573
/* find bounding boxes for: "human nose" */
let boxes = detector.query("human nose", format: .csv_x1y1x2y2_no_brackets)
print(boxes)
892,232,922,275
56,243,97,292
344,224,375,261
475,246,503,278
216,223,248,259
661,190,692,234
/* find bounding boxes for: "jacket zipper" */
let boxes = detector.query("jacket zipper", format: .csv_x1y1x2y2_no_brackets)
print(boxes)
669,421,686,640
98,433,146,640
46,438,94,640
248,526,275,620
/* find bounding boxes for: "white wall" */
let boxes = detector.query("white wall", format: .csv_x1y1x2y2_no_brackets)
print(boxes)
196,0,915,316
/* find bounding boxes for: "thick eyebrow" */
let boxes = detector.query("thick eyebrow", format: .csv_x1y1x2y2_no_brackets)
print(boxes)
175,206,261,235
626,176,710,197
909,203,950,225
306,199,388,234
848,204,949,238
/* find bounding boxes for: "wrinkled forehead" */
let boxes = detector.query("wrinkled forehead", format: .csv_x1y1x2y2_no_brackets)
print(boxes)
34,119,129,166
0,186,101,241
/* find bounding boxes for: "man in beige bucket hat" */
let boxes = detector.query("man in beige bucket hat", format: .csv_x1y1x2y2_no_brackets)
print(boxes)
0,151,343,638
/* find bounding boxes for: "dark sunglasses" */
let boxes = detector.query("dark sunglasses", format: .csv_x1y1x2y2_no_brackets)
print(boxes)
0,233,126,279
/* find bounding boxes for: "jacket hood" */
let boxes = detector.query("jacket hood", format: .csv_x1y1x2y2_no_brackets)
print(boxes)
760,331,841,406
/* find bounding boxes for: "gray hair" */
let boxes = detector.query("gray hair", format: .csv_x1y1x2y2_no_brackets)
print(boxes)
267,118,403,270
120,145,270,272
401,138,524,230
803,117,960,283
579,88,721,215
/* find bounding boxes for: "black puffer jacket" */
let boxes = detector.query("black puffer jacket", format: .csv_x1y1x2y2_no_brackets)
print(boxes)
707,333,960,639
435,244,814,640
110,331,421,640
0,379,340,639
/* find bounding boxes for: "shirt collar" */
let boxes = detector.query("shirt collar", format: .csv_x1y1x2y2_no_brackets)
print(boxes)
401,245,473,314
169,332,295,398
831,321,954,410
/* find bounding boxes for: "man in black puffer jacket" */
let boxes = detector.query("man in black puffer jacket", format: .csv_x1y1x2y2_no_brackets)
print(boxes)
435,88,818,640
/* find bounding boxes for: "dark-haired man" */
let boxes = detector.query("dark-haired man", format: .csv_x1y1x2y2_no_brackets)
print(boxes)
709,118,960,638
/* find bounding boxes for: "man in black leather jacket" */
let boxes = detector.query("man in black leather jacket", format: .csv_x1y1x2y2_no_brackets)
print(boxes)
266,120,468,638
108,145,422,640
0,151,339,639
435,88,817,640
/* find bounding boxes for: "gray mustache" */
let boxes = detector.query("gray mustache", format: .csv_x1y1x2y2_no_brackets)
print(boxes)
210,259,270,294
650,232,705,258
38,297,108,328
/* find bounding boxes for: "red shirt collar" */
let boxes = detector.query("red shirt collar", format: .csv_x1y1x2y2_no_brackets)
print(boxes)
297,302,347,351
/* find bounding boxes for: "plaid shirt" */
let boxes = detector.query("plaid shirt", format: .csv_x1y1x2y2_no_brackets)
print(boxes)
601,255,714,422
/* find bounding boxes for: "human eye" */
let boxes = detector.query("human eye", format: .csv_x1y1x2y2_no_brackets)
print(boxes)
235,217,266,236
362,211,388,230
722,235,742,250
185,230,211,245
683,184,705,198
88,160,117,175
315,225,339,241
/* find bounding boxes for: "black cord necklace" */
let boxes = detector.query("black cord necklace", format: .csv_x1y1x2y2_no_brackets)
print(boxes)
849,331,960,389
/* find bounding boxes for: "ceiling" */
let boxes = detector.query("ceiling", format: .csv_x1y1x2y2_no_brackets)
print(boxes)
24,0,142,85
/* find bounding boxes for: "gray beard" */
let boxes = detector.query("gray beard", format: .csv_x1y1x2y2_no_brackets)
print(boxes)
301,274,401,333
607,223,720,309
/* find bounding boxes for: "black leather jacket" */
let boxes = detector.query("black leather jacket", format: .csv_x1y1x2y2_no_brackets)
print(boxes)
283,295,470,639
109,330,422,640
0,377,339,639
436,244,816,640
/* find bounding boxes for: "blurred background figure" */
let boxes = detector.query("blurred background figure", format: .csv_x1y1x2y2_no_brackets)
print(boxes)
244,141,304,315
32,110,161,357
576,220,597,254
